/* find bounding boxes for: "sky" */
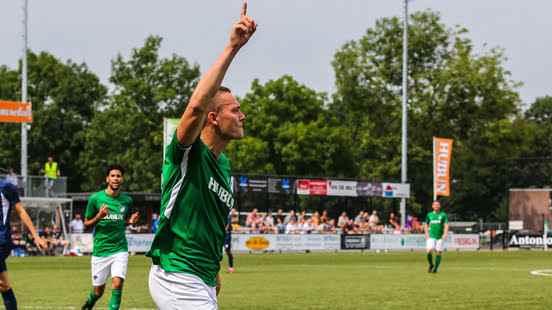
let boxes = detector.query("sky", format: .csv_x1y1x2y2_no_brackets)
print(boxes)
1,1,550,106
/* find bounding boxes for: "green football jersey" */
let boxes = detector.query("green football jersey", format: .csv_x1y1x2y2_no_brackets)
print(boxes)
85,190,133,257
146,134,234,287
425,211,448,239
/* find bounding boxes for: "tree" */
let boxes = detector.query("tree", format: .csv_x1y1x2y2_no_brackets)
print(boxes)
227,76,355,177
78,36,200,191
331,10,523,219
0,52,107,191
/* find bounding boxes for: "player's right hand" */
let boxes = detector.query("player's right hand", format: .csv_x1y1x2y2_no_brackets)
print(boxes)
98,205,109,219
229,0,257,48
34,236,48,251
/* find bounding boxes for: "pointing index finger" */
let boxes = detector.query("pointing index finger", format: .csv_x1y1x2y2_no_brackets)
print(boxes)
241,0,248,17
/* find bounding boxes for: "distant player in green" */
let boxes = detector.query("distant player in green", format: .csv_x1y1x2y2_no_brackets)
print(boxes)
425,200,449,273
81,165,139,310
146,1,256,309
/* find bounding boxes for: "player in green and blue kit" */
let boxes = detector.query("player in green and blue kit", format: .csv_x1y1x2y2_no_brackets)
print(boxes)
146,1,256,309
425,200,449,273
80,165,139,310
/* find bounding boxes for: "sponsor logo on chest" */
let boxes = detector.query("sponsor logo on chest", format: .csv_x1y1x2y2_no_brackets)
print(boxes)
104,213,124,220
208,177,234,209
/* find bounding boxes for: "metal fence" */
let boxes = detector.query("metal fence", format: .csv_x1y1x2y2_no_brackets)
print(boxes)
0,174,67,197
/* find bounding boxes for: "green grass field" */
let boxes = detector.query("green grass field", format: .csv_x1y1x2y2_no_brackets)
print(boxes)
7,251,552,309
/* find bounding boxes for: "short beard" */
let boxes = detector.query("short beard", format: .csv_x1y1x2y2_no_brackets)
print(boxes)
108,184,120,192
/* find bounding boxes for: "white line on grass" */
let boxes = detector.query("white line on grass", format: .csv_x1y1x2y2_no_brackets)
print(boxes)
530,269,552,277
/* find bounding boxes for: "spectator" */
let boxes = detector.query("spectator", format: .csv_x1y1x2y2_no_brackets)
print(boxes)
298,210,307,222
260,211,275,234
388,212,401,232
276,218,286,234
284,210,297,224
337,212,349,229
354,210,365,225
411,216,423,233
69,213,85,233
11,226,26,256
285,218,300,234
311,212,321,232
24,232,40,256
405,215,413,232
4,168,18,187
275,208,285,224
52,225,69,255
320,218,332,233
246,208,262,232
300,218,314,234
151,212,160,233
342,219,357,234
43,155,60,197
369,211,380,227
320,210,329,223
263,210,275,227
39,226,54,255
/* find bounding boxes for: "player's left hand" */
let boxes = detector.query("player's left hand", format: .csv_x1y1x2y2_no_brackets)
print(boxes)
129,212,140,224
229,0,257,48
216,274,222,296
34,236,48,251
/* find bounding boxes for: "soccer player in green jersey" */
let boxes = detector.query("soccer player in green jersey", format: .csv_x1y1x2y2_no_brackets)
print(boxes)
81,165,139,310
424,200,449,273
146,1,256,309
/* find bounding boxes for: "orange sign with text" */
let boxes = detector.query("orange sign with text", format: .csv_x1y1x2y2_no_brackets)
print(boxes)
433,137,453,197
0,101,33,123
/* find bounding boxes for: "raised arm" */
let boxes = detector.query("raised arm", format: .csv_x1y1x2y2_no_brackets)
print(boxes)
177,0,257,145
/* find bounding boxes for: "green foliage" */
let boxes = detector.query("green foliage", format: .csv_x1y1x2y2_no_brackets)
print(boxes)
78,36,200,191
228,76,354,177
331,10,523,219
0,52,106,190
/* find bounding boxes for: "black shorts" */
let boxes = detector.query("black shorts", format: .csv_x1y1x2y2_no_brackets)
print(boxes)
224,239,231,251
0,247,11,272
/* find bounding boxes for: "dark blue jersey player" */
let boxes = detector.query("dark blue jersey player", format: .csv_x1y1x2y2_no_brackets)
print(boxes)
0,180,47,309
224,222,234,273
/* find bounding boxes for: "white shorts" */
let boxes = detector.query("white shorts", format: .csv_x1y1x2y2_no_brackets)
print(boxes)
426,238,444,252
91,252,129,286
149,265,217,310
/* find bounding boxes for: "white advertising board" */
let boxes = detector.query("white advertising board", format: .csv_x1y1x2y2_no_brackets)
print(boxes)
232,234,341,252
381,183,411,198
370,234,479,250
69,234,154,253
327,180,358,197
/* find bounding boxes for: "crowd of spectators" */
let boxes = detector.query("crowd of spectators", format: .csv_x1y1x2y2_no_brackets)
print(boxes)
11,225,68,256
231,208,424,235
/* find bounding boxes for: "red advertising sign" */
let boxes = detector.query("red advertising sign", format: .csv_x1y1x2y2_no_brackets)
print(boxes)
296,179,328,196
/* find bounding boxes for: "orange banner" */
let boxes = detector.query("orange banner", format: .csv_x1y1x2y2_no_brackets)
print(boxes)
0,101,33,123
433,137,453,197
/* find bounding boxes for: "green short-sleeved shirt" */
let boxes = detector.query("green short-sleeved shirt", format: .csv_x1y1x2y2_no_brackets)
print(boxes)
85,190,133,257
425,211,448,240
146,134,234,287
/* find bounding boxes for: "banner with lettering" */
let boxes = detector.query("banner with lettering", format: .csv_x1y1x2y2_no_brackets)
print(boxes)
0,101,32,123
433,137,454,198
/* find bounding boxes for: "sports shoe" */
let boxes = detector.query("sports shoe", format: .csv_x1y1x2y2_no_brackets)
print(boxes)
228,267,235,273
428,265,434,273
